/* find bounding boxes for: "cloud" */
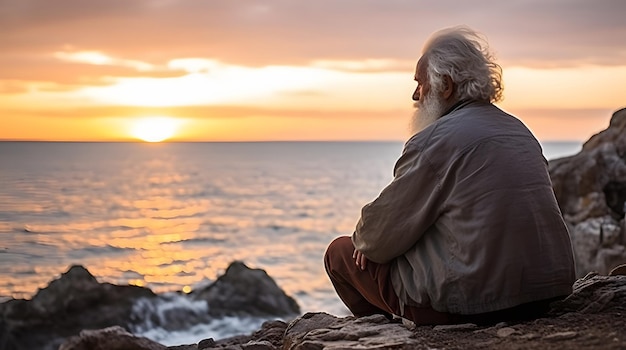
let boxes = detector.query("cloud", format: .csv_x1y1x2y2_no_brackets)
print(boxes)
54,50,155,71
0,104,407,121
310,59,413,73
0,0,624,113
0,52,186,87
0,81,30,94
1,0,624,68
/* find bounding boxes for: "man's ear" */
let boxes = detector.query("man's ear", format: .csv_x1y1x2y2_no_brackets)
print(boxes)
442,75,455,100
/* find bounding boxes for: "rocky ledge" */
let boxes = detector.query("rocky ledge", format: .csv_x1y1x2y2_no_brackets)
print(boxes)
550,107,626,276
58,270,626,350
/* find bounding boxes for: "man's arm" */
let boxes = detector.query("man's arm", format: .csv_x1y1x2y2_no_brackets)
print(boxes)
352,144,442,264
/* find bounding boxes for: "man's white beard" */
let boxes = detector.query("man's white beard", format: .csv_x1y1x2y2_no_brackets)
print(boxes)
410,91,446,135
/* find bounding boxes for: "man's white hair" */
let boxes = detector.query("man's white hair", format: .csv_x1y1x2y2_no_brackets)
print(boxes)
422,26,503,103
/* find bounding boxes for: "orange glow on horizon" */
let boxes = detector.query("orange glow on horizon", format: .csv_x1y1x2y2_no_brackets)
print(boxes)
0,57,624,142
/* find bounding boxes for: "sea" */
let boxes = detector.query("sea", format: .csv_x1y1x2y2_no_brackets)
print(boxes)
0,140,582,345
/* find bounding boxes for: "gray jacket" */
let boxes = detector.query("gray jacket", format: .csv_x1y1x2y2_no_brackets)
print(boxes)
352,101,576,315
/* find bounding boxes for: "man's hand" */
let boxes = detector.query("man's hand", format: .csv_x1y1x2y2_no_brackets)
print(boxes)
353,248,368,271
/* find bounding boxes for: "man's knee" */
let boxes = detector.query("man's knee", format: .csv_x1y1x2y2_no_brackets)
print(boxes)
324,235,353,272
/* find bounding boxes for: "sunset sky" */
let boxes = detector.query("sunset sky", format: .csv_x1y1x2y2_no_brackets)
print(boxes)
1,0,625,142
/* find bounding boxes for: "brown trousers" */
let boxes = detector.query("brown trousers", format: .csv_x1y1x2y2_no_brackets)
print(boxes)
324,236,557,326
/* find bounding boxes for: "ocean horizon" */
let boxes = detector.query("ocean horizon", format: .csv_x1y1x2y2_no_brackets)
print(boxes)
0,140,582,344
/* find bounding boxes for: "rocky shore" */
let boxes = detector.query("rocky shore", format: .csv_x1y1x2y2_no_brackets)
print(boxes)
2,108,626,350
5,264,624,350
0,262,300,350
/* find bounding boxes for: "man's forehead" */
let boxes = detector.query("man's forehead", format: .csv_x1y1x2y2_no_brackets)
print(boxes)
415,56,427,79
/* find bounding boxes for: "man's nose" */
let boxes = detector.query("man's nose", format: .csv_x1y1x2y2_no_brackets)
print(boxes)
412,88,420,101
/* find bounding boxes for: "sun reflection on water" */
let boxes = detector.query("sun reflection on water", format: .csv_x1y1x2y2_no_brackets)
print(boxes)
1,142,401,316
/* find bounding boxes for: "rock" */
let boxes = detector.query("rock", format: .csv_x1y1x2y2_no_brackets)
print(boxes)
59,326,166,350
205,319,288,349
520,333,540,340
433,323,478,331
197,338,216,349
496,327,517,338
570,216,626,275
610,263,626,276
241,340,275,350
550,274,626,314
0,265,156,350
168,345,197,350
543,331,578,341
191,261,300,317
549,108,626,276
283,312,421,349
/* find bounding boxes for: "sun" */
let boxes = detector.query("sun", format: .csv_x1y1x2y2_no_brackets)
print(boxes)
130,116,180,142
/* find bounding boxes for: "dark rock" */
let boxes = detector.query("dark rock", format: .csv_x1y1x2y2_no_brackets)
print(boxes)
168,345,197,350
241,340,275,350
191,261,300,317
433,323,478,331
205,320,288,349
197,338,216,349
0,265,156,350
246,320,288,346
59,326,166,350
610,263,626,276
550,273,626,314
549,108,626,276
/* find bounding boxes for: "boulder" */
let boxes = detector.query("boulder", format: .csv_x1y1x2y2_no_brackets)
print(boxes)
205,320,287,350
550,273,626,315
59,326,166,350
549,108,626,276
191,261,300,317
550,107,626,223
0,265,156,350
570,216,626,275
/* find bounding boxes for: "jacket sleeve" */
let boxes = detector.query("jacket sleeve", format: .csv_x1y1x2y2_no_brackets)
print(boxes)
351,143,443,263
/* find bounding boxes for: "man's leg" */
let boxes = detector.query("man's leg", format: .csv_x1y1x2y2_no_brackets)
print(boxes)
324,235,459,325
324,236,394,318
324,236,562,326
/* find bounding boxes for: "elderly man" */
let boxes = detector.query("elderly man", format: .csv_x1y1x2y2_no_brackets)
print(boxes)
324,26,576,325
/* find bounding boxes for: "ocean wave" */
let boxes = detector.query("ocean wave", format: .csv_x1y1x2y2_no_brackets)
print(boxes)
131,293,209,332
136,316,269,346
66,244,137,259
164,236,227,246
129,292,272,344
